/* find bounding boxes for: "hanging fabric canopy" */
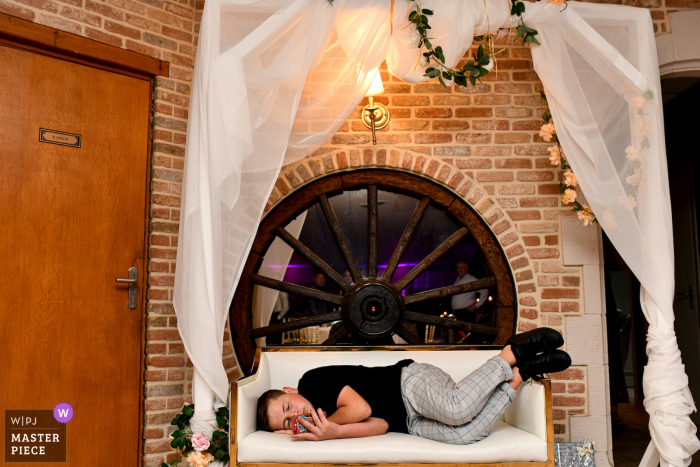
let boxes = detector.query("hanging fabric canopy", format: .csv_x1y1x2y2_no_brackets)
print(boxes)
173,0,700,465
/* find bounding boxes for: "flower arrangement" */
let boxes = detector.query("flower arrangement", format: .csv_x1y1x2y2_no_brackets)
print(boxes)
405,0,540,88
161,403,230,467
540,96,596,226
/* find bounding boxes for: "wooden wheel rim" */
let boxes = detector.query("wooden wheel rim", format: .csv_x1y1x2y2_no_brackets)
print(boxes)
230,169,517,375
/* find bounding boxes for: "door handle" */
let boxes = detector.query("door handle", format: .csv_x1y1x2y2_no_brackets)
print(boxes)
675,285,694,309
116,267,138,309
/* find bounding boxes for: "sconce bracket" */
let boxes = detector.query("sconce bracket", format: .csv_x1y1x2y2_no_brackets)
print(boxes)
362,103,390,130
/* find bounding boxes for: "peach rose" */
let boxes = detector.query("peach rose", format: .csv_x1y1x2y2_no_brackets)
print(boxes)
618,195,637,210
540,123,556,142
600,208,618,230
625,146,640,161
577,206,596,226
563,169,578,187
191,433,210,452
633,121,651,137
626,168,641,186
550,0,566,5
632,97,646,110
561,188,577,204
548,146,561,165
186,450,215,467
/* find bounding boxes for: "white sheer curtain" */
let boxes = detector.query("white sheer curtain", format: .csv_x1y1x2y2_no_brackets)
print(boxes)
175,1,699,465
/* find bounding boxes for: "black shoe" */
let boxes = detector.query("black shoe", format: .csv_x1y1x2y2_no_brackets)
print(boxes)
518,349,572,382
506,327,564,364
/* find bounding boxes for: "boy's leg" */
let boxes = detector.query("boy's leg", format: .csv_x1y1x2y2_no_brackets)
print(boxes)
406,381,516,445
400,356,513,427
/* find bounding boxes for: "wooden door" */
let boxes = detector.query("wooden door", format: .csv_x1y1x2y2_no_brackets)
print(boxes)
0,42,151,464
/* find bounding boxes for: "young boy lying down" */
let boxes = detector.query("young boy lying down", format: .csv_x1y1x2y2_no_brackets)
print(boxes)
257,327,571,445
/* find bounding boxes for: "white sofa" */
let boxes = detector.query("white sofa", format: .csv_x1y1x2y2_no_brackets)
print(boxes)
231,348,553,466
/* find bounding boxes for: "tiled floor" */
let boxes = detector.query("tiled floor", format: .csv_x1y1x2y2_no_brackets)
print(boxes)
612,403,700,466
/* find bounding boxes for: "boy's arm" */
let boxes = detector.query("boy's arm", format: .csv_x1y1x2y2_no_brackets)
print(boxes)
294,409,388,441
328,386,372,425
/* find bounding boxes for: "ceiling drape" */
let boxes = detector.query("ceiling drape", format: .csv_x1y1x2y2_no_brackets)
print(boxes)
174,1,699,465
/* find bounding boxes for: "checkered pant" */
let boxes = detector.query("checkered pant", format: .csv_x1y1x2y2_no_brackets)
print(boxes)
399,356,517,445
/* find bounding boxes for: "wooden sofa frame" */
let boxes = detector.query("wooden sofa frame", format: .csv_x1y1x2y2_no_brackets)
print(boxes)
229,346,555,467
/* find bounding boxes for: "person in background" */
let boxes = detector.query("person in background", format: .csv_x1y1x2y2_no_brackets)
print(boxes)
309,272,330,316
273,291,290,321
451,262,488,325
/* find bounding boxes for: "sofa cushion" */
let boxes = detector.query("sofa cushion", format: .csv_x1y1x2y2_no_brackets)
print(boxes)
237,421,548,463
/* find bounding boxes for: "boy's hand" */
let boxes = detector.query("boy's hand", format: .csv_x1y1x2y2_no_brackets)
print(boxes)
292,408,342,441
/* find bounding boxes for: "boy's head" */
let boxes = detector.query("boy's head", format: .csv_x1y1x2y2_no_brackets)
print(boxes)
257,387,313,432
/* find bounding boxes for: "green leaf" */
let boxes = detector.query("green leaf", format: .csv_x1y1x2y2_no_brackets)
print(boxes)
438,76,446,88
170,461,178,467
420,15,428,23
471,68,480,77
182,405,194,416
642,90,653,100
442,71,452,80
171,430,185,439
424,39,432,49
222,437,229,447
479,67,489,77
454,75,468,87
161,463,170,467
215,449,225,458
409,11,417,21
469,75,476,86
518,2,526,13
473,35,484,42
477,45,484,58
222,454,230,462
216,415,227,426
170,438,180,449
434,46,445,63
422,8,434,14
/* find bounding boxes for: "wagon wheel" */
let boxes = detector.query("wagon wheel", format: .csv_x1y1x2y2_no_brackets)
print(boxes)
230,170,516,375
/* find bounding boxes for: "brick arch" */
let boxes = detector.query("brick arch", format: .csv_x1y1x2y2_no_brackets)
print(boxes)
265,147,542,333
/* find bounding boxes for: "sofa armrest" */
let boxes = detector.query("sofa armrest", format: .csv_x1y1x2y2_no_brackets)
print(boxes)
504,380,549,442
235,352,271,446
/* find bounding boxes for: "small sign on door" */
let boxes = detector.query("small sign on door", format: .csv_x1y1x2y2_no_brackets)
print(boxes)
39,129,81,148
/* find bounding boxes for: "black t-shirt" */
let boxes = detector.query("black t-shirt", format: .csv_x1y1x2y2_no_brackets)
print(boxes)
297,359,414,434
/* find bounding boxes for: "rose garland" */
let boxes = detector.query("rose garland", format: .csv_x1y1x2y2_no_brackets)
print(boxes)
539,94,596,226
161,403,230,467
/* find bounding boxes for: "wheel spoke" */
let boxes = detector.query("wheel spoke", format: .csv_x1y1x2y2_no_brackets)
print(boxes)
322,325,349,345
368,185,378,279
319,194,363,282
395,323,423,344
382,197,429,283
275,226,350,293
251,274,342,305
394,227,469,291
250,312,342,338
404,277,496,305
405,311,499,336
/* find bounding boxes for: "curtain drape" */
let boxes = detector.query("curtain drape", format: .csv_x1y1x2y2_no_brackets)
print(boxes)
174,1,699,465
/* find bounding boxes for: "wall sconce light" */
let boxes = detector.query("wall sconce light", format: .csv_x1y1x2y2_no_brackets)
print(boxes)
362,69,390,145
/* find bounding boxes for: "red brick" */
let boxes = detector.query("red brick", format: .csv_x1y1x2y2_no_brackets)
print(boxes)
496,107,532,118
538,184,561,195
145,399,166,411
520,197,559,208
518,283,536,293
518,321,537,332
515,270,533,282
494,83,532,94
527,248,560,259
553,396,585,407
144,428,164,439
433,95,471,105
467,187,484,204
561,302,580,312
495,158,531,169
493,219,510,234
542,288,580,299
520,308,538,320
541,302,559,312
473,95,510,105
148,329,181,340
506,210,541,221
85,0,122,18
553,409,566,420
0,1,36,19
447,171,465,189
562,276,580,287
500,231,518,246
455,107,492,118
568,383,585,393
145,370,166,381
485,208,504,224
145,439,173,454
60,6,101,26
523,236,540,246
433,120,470,131
125,40,160,59
544,235,558,245
472,120,508,131
511,256,529,270
550,368,585,380
517,171,555,182
148,342,167,354
392,96,430,106
415,133,452,144
495,133,530,144
147,356,184,368
393,120,429,131
506,245,525,258
476,171,514,182
552,382,566,393
473,145,511,156
498,184,535,195
415,108,452,118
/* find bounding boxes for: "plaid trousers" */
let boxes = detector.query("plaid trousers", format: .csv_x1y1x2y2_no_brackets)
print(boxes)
399,356,517,445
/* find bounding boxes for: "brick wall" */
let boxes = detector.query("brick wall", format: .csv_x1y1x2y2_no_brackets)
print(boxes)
0,0,697,463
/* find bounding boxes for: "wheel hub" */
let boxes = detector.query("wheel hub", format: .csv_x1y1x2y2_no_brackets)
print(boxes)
342,280,404,339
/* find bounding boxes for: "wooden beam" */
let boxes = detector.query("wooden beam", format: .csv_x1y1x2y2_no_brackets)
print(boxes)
0,13,169,77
